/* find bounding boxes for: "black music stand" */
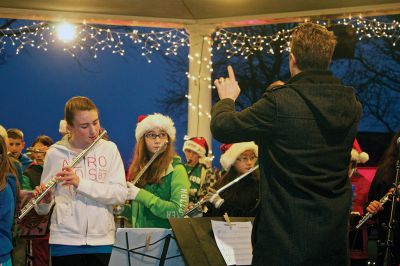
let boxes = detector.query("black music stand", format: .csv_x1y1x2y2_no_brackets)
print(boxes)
169,217,254,266
110,228,184,266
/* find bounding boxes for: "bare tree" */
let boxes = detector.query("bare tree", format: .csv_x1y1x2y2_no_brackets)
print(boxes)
159,16,400,133
331,16,400,132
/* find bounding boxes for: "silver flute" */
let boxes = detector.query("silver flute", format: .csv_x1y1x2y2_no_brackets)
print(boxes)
18,130,107,220
184,165,259,217
355,192,392,230
130,141,168,185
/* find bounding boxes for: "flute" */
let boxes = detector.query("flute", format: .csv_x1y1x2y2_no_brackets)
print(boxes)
113,141,168,221
130,141,168,185
184,165,259,217
18,130,107,220
355,192,392,230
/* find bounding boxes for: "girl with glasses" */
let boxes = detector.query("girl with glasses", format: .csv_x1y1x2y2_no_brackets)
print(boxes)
204,142,260,217
125,113,190,228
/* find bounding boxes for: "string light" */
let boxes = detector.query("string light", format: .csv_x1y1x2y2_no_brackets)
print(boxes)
0,17,397,60
185,94,212,120
0,22,189,62
213,16,400,59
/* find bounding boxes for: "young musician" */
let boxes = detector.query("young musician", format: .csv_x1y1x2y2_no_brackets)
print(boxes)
7,128,32,172
182,137,215,206
24,135,54,189
205,142,259,217
348,139,370,265
366,131,400,265
33,96,127,266
125,113,190,228
22,135,54,266
0,125,18,266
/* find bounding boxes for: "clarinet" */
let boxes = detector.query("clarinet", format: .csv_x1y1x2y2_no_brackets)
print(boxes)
18,130,107,220
184,165,259,217
355,192,392,230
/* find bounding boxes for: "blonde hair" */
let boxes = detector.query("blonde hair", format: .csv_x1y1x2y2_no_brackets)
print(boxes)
290,23,337,70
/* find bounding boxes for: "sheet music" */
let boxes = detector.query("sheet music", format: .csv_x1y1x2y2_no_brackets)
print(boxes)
211,220,253,265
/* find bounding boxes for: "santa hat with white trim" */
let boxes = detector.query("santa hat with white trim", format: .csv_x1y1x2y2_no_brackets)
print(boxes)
220,141,258,171
351,138,369,164
182,137,209,158
135,113,176,141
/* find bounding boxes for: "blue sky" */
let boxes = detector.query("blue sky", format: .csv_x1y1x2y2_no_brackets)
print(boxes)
0,35,188,167
1,18,396,168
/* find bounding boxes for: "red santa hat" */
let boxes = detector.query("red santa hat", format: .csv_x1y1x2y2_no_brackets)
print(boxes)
182,137,209,158
220,142,258,171
135,113,176,141
351,139,369,164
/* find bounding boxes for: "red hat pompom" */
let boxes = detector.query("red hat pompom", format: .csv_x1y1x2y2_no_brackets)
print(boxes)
137,115,148,123
220,143,233,154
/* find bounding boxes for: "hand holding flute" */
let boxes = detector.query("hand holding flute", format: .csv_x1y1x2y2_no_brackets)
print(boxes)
18,129,107,220
184,165,259,217
33,167,79,200
366,186,400,215
33,183,53,204
356,191,393,229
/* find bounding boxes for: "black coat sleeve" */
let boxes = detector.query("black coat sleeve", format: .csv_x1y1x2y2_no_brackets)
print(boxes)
210,91,276,144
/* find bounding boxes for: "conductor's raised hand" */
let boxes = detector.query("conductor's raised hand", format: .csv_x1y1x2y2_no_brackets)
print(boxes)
56,167,80,188
214,65,241,101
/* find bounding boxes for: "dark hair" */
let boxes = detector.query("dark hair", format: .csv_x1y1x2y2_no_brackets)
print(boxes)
7,128,24,140
213,166,260,202
290,23,337,71
32,135,54,147
64,96,98,126
377,131,400,185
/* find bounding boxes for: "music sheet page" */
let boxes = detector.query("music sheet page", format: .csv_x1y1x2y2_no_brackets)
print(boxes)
211,220,253,265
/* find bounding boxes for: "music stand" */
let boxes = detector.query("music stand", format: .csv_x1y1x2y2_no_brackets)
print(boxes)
109,228,184,266
169,217,254,266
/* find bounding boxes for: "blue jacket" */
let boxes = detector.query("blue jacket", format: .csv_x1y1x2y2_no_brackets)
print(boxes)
18,153,32,172
0,174,17,263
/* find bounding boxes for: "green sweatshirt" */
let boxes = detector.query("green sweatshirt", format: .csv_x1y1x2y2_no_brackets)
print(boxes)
130,163,190,229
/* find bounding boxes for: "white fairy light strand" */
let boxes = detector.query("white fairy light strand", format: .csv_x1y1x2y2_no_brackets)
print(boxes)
0,22,189,62
185,94,212,120
0,22,49,54
0,17,397,60
213,16,400,59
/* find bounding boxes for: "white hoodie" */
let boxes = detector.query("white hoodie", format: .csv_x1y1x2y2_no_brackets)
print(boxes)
35,136,127,246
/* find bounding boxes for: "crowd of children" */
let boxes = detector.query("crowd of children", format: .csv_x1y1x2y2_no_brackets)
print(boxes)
3,94,400,266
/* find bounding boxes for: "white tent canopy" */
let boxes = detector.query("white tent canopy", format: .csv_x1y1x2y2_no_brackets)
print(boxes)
1,0,398,148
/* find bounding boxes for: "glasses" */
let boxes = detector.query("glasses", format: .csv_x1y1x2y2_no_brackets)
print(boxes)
145,132,168,140
236,156,257,162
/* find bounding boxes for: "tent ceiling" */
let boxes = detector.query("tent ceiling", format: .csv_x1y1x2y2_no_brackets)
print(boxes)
0,0,399,27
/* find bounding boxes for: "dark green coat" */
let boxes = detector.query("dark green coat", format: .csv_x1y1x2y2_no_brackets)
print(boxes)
211,70,362,266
